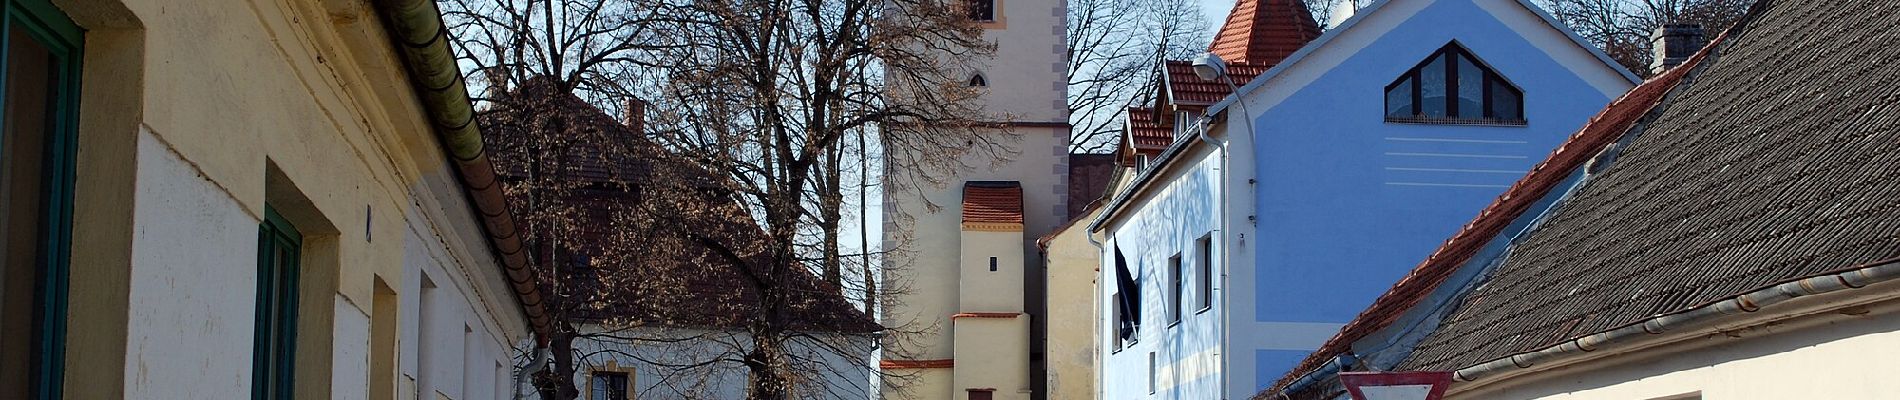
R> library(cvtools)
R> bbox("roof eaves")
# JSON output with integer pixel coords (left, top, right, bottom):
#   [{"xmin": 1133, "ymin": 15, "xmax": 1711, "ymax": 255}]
[{"xmin": 1089, "ymin": 116, "xmax": 1214, "ymax": 234}]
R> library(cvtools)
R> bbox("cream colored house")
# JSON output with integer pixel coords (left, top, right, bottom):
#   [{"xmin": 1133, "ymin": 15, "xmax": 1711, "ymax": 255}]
[
  {"xmin": 1, "ymin": 0, "xmax": 546, "ymax": 399},
  {"xmin": 1260, "ymin": 1, "xmax": 1900, "ymax": 399},
  {"xmin": 876, "ymin": 0, "xmax": 1072, "ymax": 396},
  {"xmin": 1037, "ymin": 203, "xmax": 1107, "ymax": 400}
]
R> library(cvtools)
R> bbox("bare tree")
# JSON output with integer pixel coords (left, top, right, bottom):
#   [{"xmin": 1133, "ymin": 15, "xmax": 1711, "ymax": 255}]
[
  {"xmin": 444, "ymin": 0, "xmax": 1030, "ymax": 396},
  {"xmin": 1066, "ymin": 0, "xmax": 1209, "ymax": 153},
  {"xmin": 1537, "ymin": 0, "xmax": 1753, "ymax": 76},
  {"xmin": 628, "ymin": 0, "xmax": 1008, "ymax": 395}
]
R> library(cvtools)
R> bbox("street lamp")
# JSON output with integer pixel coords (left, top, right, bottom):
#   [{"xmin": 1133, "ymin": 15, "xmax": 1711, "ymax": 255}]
[
  {"xmin": 1338, "ymin": 371, "xmax": 1452, "ymax": 400},
  {"xmin": 1192, "ymin": 52, "xmax": 1229, "ymax": 82}
]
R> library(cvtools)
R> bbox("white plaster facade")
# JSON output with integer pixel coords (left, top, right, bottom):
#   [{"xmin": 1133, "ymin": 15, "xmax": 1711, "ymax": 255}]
[
  {"xmin": 44, "ymin": 0, "xmax": 536, "ymax": 399},
  {"xmin": 567, "ymin": 326, "xmax": 876, "ymax": 399}
]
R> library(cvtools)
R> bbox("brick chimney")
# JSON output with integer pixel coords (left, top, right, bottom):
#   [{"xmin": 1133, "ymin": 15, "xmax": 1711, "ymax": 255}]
[
  {"xmin": 1650, "ymin": 23, "xmax": 1705, "ymax": 75},
  {"xmin": 623, "ymin": 98, "xmax": 646, "ymax": 133}
]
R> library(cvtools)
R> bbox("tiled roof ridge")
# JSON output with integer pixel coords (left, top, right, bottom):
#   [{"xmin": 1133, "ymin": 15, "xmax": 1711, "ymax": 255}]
[
  {"xmin": 962, "ymin": 181, "xmax": 1025, "ymax": 224},
  {"xmin": 1208, "ymin": 0, "xmax": 1321, "ymax": 65},
  {"xmin": 1261, "ymin": 29, "xmax": 1727, "ymax": 396}
]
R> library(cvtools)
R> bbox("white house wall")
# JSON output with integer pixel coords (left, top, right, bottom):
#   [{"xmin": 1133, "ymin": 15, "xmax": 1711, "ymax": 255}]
[
  {"xmin": 1098, "ymin": 142, "xmax": 1225, "ymax": 399},
  {"xmin": 569, "ymin": 326, "xmax": 876, "ymax": 399}
]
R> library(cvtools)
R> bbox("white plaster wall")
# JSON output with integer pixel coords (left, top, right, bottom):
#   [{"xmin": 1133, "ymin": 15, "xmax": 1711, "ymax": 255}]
[
  {"xmin": 123, "ymin": 127, "xmax": 261, "ymax": 399},
  {"xmin": 401, "ymin": 201, "xmax": 521, "ymax": 400},
  {"xmin": 335, "ymin": 295, "xmax": 374, "ymax": 400},
  {"xmin": 570, "ymin": 326, "xmax": 876, "ymax": 399}
]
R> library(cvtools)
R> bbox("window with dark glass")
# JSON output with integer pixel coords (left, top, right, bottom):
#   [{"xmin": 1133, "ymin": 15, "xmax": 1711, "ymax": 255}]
[
  {"xmin": 0, "ymin": 1, "xmax": 81, "ymax": 399},
  {"xmin": 1167, "ymin": 254, "xmax": 1181, "ymax": 325},
  {"xmin": 254, "ymin": 208, "xmax": 302, "ymax": 400},
  {"xmin": 1385, "ymin": 42, "xmax": 1524, "ymax": 124},
  {"xmin": 968, "ymin": 73, "xmax": 987, "ymax": 87},
  {"xmin": 1112, "ymin": 246, "xmax": 1139, "ymax": 345},
  {"xmin": 590, "ymin": 371, "xmax": 631, "ymax": 400},
  {"xmin": 968, "ymin": 0, "xmax": 995, "ymax": 21},
  {"xmin": 1196, "ymin": 235, "xmax": 1212, "ymax": 312}
]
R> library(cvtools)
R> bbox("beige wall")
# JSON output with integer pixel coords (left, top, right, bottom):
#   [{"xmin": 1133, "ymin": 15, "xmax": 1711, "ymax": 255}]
[
  {"xmin": 50, "ymin": 0, "xmax": 528, "ymax": 398},
  {"xmin": 1042, "ymin": 207, "xmax": 1103, "ymax": 400},
  {"xmin": 1451, "ymin": 280, "xmax": 1900, "ymax": 400}
]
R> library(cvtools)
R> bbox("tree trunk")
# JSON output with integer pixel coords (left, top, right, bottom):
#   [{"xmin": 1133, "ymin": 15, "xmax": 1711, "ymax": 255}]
[{"xmin": 535, "ymin": 330, "xmax": 581, "ymax": 400}]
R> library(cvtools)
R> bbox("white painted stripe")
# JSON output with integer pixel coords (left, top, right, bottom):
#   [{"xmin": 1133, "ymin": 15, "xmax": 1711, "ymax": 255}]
[
  {"xmin": 1386, "ymin": 182, "xmax": 1513, "ymax": 188},
  {"xmin": 1383, "ymin": 137, "xmax": 1529, "ymax": 144},
  {"xmin": 1385, "ymin": 152, "xmax": 1529, "ymax": 159},
  {"xmin": 1385, "ymin": 167, "xmax": 1524, "ymax": 174}
]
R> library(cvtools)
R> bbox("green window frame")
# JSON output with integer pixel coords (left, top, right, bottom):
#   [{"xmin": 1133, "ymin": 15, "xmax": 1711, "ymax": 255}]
[
  {"xmin": 1, "ymin": 0, "xmax": 81, "ymax": 399},
  {"xmin": 253, "ymin": 207, "xmax": 302, "ymax": 400}
]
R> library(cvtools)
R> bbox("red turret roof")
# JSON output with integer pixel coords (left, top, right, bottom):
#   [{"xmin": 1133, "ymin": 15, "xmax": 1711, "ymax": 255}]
[{"xmin": 1208, "ymin": 0, "xmax": 1322, "ymax": 66}]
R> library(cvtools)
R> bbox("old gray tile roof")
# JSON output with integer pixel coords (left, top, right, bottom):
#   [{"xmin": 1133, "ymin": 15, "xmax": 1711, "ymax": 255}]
[{"xmin": 1398, "ymin": 0, "xmax": 1900, "ymax": 372}]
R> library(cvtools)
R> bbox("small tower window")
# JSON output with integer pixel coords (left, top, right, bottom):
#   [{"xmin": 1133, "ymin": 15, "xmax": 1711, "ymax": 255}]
[
  {"xmin": 968, "ymin": 0, "xmax": 995, "ymax": 22},
  {"xmin": 968, "ymin": 73, "xmax": 987, "ymax": 87},
  {"xmin": 1385, "ymin": 42, "xmax": 1524, "ymax": 125}
]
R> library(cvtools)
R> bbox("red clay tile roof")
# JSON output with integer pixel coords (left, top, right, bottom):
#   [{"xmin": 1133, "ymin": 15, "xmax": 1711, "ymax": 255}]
[
  {"xmin": 1165, "ymin": 61, "xmax": 1274, "ymax": 105},
  {"xmin": 1208, "ymin": 0, "xmax": 1320, "ymax": 66},
  {"xmin": 962, "ymin": 181, "xmax": 1025, "ymax": 224},
  {"xmin": 1262, "ymin": 30, "xmax": 1724, "ymax": 397},
  {"xmin": 1125, "ymin": 106, "xmax": 1173, "ymax": 150},
  {"xmin": 479, "ymin": 77, "xmax": 880, "ymax": 334}
]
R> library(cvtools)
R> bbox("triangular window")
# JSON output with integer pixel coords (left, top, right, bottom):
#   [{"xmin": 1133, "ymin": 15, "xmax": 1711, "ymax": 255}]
[
  {"xmin": 969, "ymin": 73, "xmax": 988, "ymax": 87},
  {"xmin": 1385, "ymin": 42, "xmax": 1524, "ymax": 124}
]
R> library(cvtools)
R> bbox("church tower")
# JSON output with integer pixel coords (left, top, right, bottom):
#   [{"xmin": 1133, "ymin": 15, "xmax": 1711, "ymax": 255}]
[{"xmin": 879, "ymin": 0, "xmax": 1070, "ymax": 397}]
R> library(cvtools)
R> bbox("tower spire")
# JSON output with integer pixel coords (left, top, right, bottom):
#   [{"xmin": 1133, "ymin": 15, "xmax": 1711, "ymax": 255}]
[{"xmin": 1208, "ymin": 0, "xmax": 1322, "ymax": 65}]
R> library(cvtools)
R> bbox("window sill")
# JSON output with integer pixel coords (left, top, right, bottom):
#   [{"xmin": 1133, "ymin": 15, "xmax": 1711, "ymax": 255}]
[
  {"xmin": 1386, "ymin": 116, "xmax": 1527, "ymax": 126},
  {"xmin": 1196, "ymin": 305, "xmax": 1212, "ymax": 315}
]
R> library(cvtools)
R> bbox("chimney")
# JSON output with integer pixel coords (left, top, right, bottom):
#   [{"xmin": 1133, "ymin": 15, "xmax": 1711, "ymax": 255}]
[
  {"xmin": 623, "ymin": 98, "xmax": 646, "ymax": 133},
  {"xmin": 1650, "ymin": 23, "xmax": 1705, "ymax": 75}
]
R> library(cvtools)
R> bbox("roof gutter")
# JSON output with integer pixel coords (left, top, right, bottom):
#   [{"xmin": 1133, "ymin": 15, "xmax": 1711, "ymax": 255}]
[
  {"xmin": 1087, "ymin": 123, "xmax": 1207, "ymax": 234},
  {"xmin": 373, "ymin": 0, "xmax": 551, "ymax": 343},
  {"xmin": 1454, "ymin": 256, "xmax": 1900, "ymax": 383}
]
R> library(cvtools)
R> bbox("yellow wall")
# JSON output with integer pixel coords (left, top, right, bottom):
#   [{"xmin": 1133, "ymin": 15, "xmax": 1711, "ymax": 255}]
[
  {"xmin": 1451, "ymin": 279, "xmax": 1900, "ymax": 400},
  {"xmin": 1041, "ymin": 207, "xmax": 1103, "ymax": 400}
]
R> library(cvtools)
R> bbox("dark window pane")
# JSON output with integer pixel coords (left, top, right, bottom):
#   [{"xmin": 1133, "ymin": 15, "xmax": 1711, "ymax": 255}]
[
  {"xmin": 1197, "ymin": 237, "xmax": 1212, "ymax": 310},
  {"xmin": 1168, "ymin": 256, "xmax": 1181, "ymax": 324},
  {"xmin": 1, "ymin": 23, "xmax": 55, "ymax": 400},
  {"xmin": 1419, "ymin": 54, "xmax": 1448, "ymax": 117},
  {"xmin": 591, "ymin": 372, "xmax": 630, "ymax": 400},
  {"xmin": 1457, "ymin": 54, "xmax": 1484, "ymax": 119},
  {"xmin": 1385, "ymin": 76, "xmax": 1414, "ymax": 117},
  {"xmin": 1491, "ymin": 79, "xmax": 1522, "ymax": 120},
  {"xmin": 969, "ymin": 0, "xmax": 994, "ymax": 21}
]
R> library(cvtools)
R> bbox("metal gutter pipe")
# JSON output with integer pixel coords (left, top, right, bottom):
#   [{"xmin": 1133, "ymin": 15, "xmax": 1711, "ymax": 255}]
[
  {"xmin": 373, "ymin": 0, "xmax": 551, "ymax": 342},
  {"xmin": 1194, "ymin": 116, "xmax": 1232, "ymax": 399},
  {"xmin": 1454, "ymin": 256, "xmax": 1900, "ymax": 383}
]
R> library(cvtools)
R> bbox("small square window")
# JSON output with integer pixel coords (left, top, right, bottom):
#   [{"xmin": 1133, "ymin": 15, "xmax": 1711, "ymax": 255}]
[
  {"xmin": 590, "ymin": 371, "xmax": 630, "ymax": 400},
  {"xmin": 968, "ymin": 0, "xmax": 995, "ymax": 22}
]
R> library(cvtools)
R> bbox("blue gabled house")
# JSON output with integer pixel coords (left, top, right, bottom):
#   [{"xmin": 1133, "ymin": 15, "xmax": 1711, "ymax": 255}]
[{"xmin": 1087, "ymin": 0, "xmax": 1637, "ymax": 397}]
